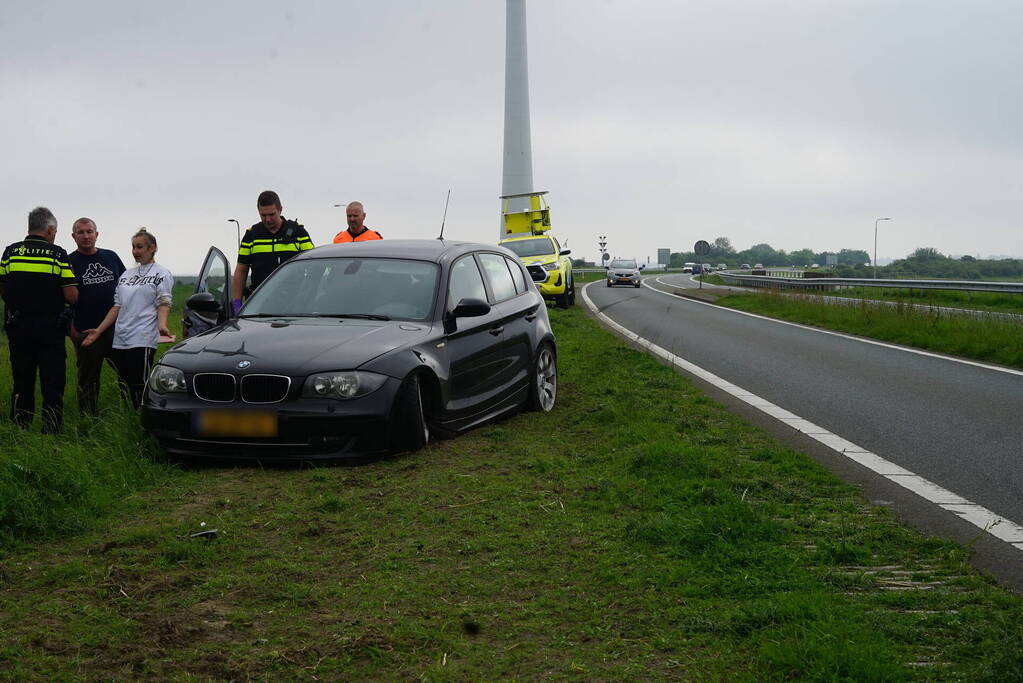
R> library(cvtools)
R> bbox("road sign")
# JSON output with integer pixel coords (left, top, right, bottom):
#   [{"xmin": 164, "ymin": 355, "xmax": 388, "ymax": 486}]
[{"xmin": 694, "ymin": 240, "xmax": 710, "ymax": 256}]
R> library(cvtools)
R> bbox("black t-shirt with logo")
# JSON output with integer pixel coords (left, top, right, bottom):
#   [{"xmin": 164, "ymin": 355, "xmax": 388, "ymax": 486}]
[{"xmin": 69, "ymin": 248, "xmax": 127, "ymax": 330}]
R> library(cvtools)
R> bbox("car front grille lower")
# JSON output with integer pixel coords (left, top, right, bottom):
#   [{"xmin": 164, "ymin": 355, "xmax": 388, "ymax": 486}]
[
  {"xmin": 192, "ymin": 373, "xmax": 292, "ymax": 403},
  {"xmin": 240, "ymin": 374, "xmax": 291, "ymax": 404},
  {"xmin": 526, "ymin": 265, "xmax": 547, "ymax": 282},
  {"xmin": 193, "ymin": 373, "xmax": 236, "ymax": 402}
]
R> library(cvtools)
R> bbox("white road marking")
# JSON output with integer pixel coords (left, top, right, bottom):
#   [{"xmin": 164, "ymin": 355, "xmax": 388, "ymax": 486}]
[
  {"xmin": 582, "ymin": 281, "xmax": 1023, "ymax": 552},
  {"xmin": 649, "ymin": 275, "xmax": 1023, "ymax": 378}
]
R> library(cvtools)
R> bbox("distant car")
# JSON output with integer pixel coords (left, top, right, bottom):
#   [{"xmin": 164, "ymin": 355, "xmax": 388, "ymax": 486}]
[
  {"xmin": 702, "ymin": 263, "xmax": 712, "ymax": 274},
  {"xmin": 682, "ymin": 262, "xmax": 695, "ymax": 273},
  {"xmin": 606, "ymin": 258, "xmax": 642, "ymax": 288},
  {"xmin": 716, "ymin": 263, "xmax": 727, "ymax": 271},
  {"xmin": 498, "ymin": 234, "xmax": 575, "ymax": 308},
  {"xmin": 691, "ymin": 263, "xmax": 704, "ymax": 275},
  {"xmin": 143, "ymin": 239, "xmax": 558, "ymax": 461},
  {"xmin": 753, "ymin": 263, "xmax": 764, "ymax": 269},
  {"xmin": 740, "ymin": 263, "xmax": 751, "ymax": 270},
  {"xmin": 810, "ymin": 264, "xmax": 820, "ymax": 269}
]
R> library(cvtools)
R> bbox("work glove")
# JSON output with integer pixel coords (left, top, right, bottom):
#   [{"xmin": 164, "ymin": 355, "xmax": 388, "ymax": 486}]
[{"xmin": 232, "ymin": 299, "xmax": 243, "ymax": 316}]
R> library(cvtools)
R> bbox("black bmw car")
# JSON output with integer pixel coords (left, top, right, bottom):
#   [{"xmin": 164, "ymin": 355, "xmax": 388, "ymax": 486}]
[{"xmin": 142, "ymin": 240, "xmax": 557, "ymax": 460}]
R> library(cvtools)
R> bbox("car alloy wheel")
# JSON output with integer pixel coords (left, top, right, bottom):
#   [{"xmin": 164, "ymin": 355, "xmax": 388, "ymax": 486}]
[{"xmin": 528, "ymin": 343, "xmax": 557, "ymax": 412}]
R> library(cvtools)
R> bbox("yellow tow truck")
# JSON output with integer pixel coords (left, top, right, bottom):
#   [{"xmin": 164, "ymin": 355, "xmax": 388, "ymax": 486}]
[{"xmin": 498, "ymin": 191, "xmax": 575, "ymax": 308}]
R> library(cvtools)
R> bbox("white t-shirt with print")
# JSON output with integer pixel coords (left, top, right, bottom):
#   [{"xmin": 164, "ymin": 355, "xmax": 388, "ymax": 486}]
[{"xmin": 112, "ymin": 262, "xmax": 174, "ymax": 349}]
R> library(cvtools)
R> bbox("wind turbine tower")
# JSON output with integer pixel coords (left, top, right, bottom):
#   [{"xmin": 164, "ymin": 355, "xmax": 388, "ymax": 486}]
[{"xmin": 501, "ymin": 0, "xmax": 540, "ymax": 237}]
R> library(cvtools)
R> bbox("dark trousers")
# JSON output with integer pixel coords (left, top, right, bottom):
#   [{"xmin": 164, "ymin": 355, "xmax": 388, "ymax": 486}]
[
  {"xmin": 110, "ymin": 346, "xmax": 156, "ymax": 408},
  {"xmin": 6, "ymin": 314, "xmax": 66, "ymax": 433},
  {"xmin": 74, "ymin": 327, "xmax": 114, "ymax": 417}
]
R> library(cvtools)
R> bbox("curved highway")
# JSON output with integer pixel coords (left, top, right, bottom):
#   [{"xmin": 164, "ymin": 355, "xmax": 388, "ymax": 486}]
[{"xmin": 584, "ymin": 273, "xmax": 1023, "ymax": 587}]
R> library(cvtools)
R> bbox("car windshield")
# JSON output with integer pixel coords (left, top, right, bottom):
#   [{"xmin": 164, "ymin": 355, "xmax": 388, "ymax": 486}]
[
  {"xmin": 242, "ymin": 257, "xmax": 439, "ymax": 321},
  {"xmin": 610, "ymin": 259, "xmax": 637, "ymax": 269},
  {"xmin": 502, "ymin": 237, "xmax": 555, "ymax": 258}
]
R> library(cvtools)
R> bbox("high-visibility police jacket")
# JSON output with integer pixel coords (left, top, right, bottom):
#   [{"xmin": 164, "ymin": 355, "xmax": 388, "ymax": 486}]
[
  {"xmin": 0, "ymin": 235, "xmax": 77, "ymax": 315},
  {"xmin": 332, "ymin": 227, "xmax": 383, "ymax": 243},
  {"xmin": 237, "ymin": 219, "xmax": 314, "ymax": 290}
]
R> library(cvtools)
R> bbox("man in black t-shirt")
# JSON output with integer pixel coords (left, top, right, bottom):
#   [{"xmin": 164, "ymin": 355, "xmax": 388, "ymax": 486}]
[
  {"xmin": 68, "ymin": 217, "xmax": 126, "ymax": 416},
  {"xmin": 230, "ymin": 190, "xmax": 314, "ymax": 315}
]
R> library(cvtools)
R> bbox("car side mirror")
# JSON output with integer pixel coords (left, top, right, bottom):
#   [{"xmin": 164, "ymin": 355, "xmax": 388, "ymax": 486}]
[
  {"xmin": 186, "ymin": 291, "xmax": 221, "ymax": 313},
  {"xmin": 639, "ymin": 264, "xmax": 645, "ymax": 270},
  {"xmin": 604, "ymin": 265, "xmax": 609, "ymax": 270},
  {"xmin": 451, "ymin": 297, "xmax": 490, "ymax": 318},
  {"xmin": 560, "ymin": 249, "xmax": 571, "ymax": 257}
]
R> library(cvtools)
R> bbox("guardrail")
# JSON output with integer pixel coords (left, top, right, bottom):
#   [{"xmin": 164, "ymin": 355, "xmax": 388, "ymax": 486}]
[{"xmin": 715, "ymin": 272, "xmax": 1023, "ymax": 294}]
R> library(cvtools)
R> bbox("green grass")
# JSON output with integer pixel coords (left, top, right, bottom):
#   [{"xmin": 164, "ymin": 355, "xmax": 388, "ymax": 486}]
[
  {"xmin": 802, "ymin": 286, "xmax": 1023, "ymax": 316},
  {"xmin": 1, "ymin": 303, "xmax": 1023, "ymax": 678},
  {"xmin": 716, "ymin": 291, "xmax": 1023, "ymax": 369},
  {"xmin": 0, "ymin": 285, "xmax": 196, "ymax": 556}
]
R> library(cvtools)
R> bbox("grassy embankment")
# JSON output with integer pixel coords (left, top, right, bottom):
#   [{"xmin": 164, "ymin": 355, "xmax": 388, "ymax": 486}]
[
  {"xmin": 698, "ymin": 273, "xmax": 1023, "ymax": 315},
  {"xmin": 0, "ymin": 285, "xmax": 194, "ymax": 552},
  {"xmin": 2, "ymin": 296, "xmax": 1023, "ymax": 678},
  {"xmin": 713, "ymin": 291, "xmax": 1023, "ymax": 369}
]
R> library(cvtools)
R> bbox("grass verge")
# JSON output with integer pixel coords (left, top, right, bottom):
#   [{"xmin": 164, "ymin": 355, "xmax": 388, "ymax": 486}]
[
  {"xmin": 713, "ymin": 291, "xmax": 1023, "ymax": 369},
  {"xmin": 809, "ymin": 286, "xmax": 1023, "ymax": 316},
  {"xmin": 1, "ymin": 304, "xmax": 1022, "ymax": 679}
]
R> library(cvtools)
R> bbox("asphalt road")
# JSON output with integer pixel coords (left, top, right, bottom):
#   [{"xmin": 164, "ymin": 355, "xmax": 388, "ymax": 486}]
[{"xmin": 584, "ymin": 274, "xmax": 1023, "ymax": 589}]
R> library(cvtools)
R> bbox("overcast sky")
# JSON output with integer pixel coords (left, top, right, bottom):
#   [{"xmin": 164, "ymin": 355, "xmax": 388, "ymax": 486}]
[{"xmin": 3, "ymin": 1, "xmax": 1021, "ymax": 273}]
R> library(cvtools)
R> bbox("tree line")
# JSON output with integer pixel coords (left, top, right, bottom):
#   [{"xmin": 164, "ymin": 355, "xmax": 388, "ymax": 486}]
[
  {"xmin": 668, "ymin": 237, "xmax": 870, "ymax": 269},
  {"xmin": 667, "ymin": 239, "xmax": 1023, "ymax": 280}
]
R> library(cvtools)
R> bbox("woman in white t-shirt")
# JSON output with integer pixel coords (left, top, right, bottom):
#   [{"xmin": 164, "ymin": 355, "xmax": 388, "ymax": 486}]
[{"xmin": 82, "ymin": 228, "xmax": 173, "ymax": 406}]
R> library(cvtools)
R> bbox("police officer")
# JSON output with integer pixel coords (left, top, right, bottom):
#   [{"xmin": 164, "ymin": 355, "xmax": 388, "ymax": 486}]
[
  {"xmin": 230, "ymin": 190, "xmax": 314, "ymax": 315},
  {"xmin": 332, "ymin": 201, "xmax": 383, "ymax": 243},
  {"xmin": 0, "ymin": 207, "xmax": 78, "ymax": 432}
]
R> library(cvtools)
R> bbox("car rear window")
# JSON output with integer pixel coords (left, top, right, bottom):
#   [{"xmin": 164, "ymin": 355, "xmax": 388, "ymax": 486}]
[
  {"xmin": 478, "ymin": 253, "xmax": 518, "ymax": 302},
  {"xmin": 506, "ymin": 256, "xmax": 528, "ymax": 294}
]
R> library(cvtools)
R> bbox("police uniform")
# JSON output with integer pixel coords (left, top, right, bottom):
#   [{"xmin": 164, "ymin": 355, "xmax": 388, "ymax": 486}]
[
  {"xmin": 237, "ymin": 219, "xmax": 314, "ymax": 291},
  {"xmin": 0, "ymin": 234, "xmax": 77, "ymax": 432}
]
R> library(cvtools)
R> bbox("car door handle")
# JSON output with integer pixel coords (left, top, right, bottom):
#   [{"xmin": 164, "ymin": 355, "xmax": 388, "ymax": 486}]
[
  {"xmin": 489, "ymin": 326, "xmax": 504, "ymax": 336},
  {"xmin": 525, "ymin": 313, "xmax": 537, "ymax": 322}
]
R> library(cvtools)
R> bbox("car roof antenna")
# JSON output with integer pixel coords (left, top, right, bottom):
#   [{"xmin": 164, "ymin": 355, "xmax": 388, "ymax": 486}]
[{"xmin": 437, "ymin": 189, "xmax": 451, "ymax": 240}]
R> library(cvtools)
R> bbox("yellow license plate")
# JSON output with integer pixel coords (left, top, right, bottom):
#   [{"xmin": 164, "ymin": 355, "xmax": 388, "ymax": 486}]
[{"xmin": 195, "ymin": 410, "xmax": 278, "ymax": 437}]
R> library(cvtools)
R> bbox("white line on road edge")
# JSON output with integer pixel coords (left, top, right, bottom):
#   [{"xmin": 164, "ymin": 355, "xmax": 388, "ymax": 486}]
[
  {"xmin": 582, "ymin": 281, "xmax": 1023, "ymax": 551},
  {"xmin": 650, "ymin": 274, "xmax": 1023, "ymax": 378}
]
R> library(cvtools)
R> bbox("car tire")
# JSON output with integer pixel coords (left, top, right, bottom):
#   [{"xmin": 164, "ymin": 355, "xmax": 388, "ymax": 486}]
[
  {"xmin": 527, "ymin": 343, "xmax": 557, "ymax": 412},
  {"xmin": 390, "ymin": 373, "xmax": 428, "ymax": 453},
  {"xmin": 634, "ymin": 282, "xmax": 641, "ymax": 288},
  {"xmin": 606, "ymin": 281, "xmax": 612, "ymax": 288},
  {"xmin": 556, "ymin": 277, "xmax": 574, "ymax": 309}
]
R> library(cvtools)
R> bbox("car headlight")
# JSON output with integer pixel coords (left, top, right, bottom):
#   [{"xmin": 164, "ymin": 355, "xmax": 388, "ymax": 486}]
[
  {"xmin": 149, "ymin": 364, "xmax": 186, "ymax": 394},
  {"xmin": 542, "ymin": 262, "xmax": 560, "ymax": 271},
  {"xmin": 301, "ymin": 371, "xmax": 387, "ymax": 399}
]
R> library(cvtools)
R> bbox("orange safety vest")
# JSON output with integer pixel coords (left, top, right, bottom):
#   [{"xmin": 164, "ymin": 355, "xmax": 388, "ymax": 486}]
[{"xmin": 333, "ymin": 228, "xmax": 383, "ymax": 243}]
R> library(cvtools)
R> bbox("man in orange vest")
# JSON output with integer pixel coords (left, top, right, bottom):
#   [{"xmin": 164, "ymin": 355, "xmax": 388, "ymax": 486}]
[{"xmin": 332, "ymin": 201, "xmax": 383, "ymax": 243}]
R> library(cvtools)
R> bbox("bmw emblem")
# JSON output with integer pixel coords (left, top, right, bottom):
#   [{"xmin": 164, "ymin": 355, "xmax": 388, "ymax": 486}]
[{"xmin": 237, "ymin": 360, "xmax": 251, "ymax": 369}]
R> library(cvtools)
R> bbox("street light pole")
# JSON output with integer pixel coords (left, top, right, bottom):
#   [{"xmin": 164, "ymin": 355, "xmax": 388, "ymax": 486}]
[
  {"xmin": 874, "ymin": 217, "xmax": 891, "ymax": 279},
  {"xmin": 228, "ymin": 219, "xmax": 241, "ymax": 248}
]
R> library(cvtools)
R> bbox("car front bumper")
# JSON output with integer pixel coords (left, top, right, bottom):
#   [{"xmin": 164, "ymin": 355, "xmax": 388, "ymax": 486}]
[{"xmin": 142, "ymin": 379, "xmax": 401, "ymax": 461}]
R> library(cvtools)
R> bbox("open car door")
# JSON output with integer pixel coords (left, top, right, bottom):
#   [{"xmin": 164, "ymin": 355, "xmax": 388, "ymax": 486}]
[{"xmin": 183, "ymin": 246, "xmax": 231, "ymax": 339}]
